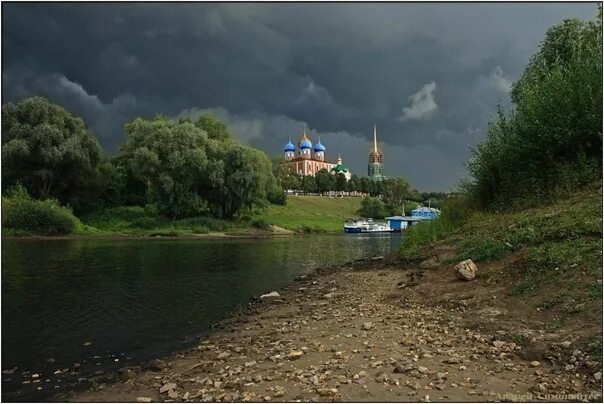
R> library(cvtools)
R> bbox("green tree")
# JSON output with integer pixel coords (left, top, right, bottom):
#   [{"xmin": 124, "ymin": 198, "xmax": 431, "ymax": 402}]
[
  {"xmin": 315, "ymin": 169, "xmax": 333, "ymax": 193},
  {"xmin": 348, "ymin": 174, "xmax": 360, "ymax": 192},
  {"xmin": 358, "ymin": 196, "xmax": 387, "ymax": 219},
  {"xmin": 270, "ymin": 157, "xmax": 301, "ymax": 191},
  {"xmin": 381, "ymin": 177, "xmax": 411, "ymax": 213},
  {"xmin": 2, "ymin": 97, "xmax": 104, "ymax": 206},
  {"xmin": 360, "ymin": 177, "xmax": 371, "ymax": 193},
  {"xmin": 335, "ymin": 173, "xmax": 347, "ymax": 192},
  {"xmin": 301, "ymin": 175, "xmax": 317, "ymax": 194},
  {"xmin": 219, "ymin": 146, "xmax": 276, "ymax": 218},
  {"xmin": 282, "ymin": 173, "xmax": 302, "ymax": 191},
  {"xmin": 468, "ymin": 13, "xmax": 602, "ymax": 208},
  {"xmin": 121, "ymin": 115, "xmax": 277, "ymax": 219},
  {"xmin": 194, "ymin": 113, "xmax": 232, "ymax": 142},
  {"xmin": 121, "ymin": 116, "xmax": 209, "ymax": 218}
]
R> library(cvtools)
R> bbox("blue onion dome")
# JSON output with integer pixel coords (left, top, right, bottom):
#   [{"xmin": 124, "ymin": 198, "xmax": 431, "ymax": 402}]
[
  {"xmin": 284, "ymin": 139, "xmax": 295, "ymax": 152},
  {"xmin": 299, "ymin": 135, "xmax": 312, "ymax": 149},
  {"xmin": 314, "ymin": 139, "xmax": 326, "ymax": 152}
]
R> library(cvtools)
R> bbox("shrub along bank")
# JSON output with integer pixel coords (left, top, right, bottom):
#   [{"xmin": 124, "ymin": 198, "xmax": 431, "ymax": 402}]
[{"xmin": 2, "ymin": 186, "xmax": 80, "ymax": 236}]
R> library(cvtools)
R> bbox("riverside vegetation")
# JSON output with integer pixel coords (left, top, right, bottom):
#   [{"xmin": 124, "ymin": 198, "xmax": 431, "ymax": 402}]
[{"xmin": 2, "ymin": 98, "xmax": 423, "ymax": 237}]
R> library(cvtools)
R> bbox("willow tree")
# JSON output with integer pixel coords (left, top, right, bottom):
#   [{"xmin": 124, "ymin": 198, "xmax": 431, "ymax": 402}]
[
  {"xmin": 121, "ymin": 116, "xmax": 209, "ymax": 218},
  {"xmin": 121, "ymin": 114, "xmax": 277, "ymax": 219},
  {"xmin": 2, "ymin": 97, "xmax": 103, "ymax": 204}
]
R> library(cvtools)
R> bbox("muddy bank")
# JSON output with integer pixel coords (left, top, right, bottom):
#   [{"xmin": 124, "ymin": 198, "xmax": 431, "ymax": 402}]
[{"xmin": 64, "ymin": 255, "xmax": 601, "ymax": 402}]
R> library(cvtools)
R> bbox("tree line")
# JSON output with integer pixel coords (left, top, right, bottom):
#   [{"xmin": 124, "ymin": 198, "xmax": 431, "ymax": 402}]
[
  {"xmin": 2, "ymin": 95, "xmax": 446, "ymax": 233},
  {"xmin": 272, "ymin": 157, "xmax": 442, "ymax": 203},
  {"xmin": 2, "ymin": 97, "xmax": 282, "ymax": 220}
]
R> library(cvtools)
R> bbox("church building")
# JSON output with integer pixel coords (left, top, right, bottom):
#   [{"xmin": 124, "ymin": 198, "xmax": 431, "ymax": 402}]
[
  {"xmin": 283, "ymin": 128, "xmax": 351, "ymax": 180},
  {"xmin": 368, "ymin": 125, "xmax": 386, "ymax": 181}
]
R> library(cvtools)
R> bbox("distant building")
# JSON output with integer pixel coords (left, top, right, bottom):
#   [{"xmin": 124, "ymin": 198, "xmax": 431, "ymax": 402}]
[
  {"xmin": 411, "ymin": 207, "xmax": 441, "ymax": 220},
  {"xmin": 368, "ymin": 125, "xmax": 386, "ymax": 181},
  {"xmin": 385, "ymin": 216, "xmax": 424, "ymax": 230},
  {"xmin": 330, "ymin": 154, "xmax": 351, "ymax": 180},
  {"xmin": 283, "ymin": 128, "xmax": 351, "ymax": 179}
]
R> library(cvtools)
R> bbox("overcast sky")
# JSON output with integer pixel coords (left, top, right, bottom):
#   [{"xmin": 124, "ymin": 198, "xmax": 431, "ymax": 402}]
[{"xmin": 2, "ymin": 2, "xmax": 597, "ymax": 191}]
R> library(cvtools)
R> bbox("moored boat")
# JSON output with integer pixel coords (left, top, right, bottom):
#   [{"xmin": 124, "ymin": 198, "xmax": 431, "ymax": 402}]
[{"xmin": 344, "ymin": 219, "xmax": 393, "ymax": 233}]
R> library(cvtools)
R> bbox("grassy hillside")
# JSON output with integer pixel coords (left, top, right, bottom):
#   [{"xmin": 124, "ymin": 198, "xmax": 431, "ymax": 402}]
[
  {"xmin": 399, "ymin": 184, "xmax": 602, "ymax": 365},
  {"xmin": 73, "ymin": 196, "xmax": 362, "ymax": 236},
  {"xmin": 257, "ymin": 195, "xmax": 363, "ymax": 232}
]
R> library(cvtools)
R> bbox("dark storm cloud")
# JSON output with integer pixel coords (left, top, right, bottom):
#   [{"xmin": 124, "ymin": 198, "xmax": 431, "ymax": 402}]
[{"xmin": 2, "ymin": 2, "xmax": 597, "ymax": 190}]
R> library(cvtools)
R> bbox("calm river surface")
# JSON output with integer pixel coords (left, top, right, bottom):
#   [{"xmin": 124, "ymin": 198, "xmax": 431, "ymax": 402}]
[{"xmin": 2, "ymin": 233, "xmax": 401, "ymax": 401}]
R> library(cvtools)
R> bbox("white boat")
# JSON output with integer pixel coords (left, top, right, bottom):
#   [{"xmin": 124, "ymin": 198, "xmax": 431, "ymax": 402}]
[{"xmin": 344, "ymin": 219, "xmax": 393, "ymax": 233}]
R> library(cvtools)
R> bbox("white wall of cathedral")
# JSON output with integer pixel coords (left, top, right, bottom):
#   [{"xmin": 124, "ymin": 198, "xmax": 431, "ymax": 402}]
[
  {"xmin": 285, "ymin": 151, "xmax": 294, "ymax": 160},
  {"xmin": 314, "ymin": 151, "xmax": 324, "ymax": 161},
  {"xmin": 299, "ymin": 148, "xmax": 312, "ymax": 159},
  {"xmin": 289, "ymin": 160, "xmax": 336, "ymax": 177}
]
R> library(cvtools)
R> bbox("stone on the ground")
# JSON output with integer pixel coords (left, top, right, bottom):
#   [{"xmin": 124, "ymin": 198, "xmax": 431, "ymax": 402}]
[
  {"xmin": 530, "ymin": 361, "xmax": 541, "ymax": 367},
  {"xmin": 454, "ymin": 259, "xmax": 478, "ymax": 281},
  {"xmin": 260, "ymin": 291, "xmax": 280, "ymax": 299},
  {"xmin": 362, "ymin": 322, "xmax": 373, "ymax": 330},
  {"xmin": 560, "ymin": 341, "xmax": 572, "ymax": 348},
  {"xmin": 159, "ymin": 382, "xmax": 177, "ymax": 394},
  {"xmin": 136, "ymin": 397, "xmax": 152, "ymax": 403},
  {"xmin": 287, "ymin": 351, "xmax": 303, "ymax": 360},
  {"xmin": 217, "ymin": 351, "xmax": 231, "ymax": 359},
  {"xmin": 317, "ymin": 388, "xmax": 338, "ymax": 396}
]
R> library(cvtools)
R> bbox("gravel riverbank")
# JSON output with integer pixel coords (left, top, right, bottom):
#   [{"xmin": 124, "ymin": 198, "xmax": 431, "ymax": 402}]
[{"xmin": 67, "ymin": 256, "xmax": 602, "ymax": 402}]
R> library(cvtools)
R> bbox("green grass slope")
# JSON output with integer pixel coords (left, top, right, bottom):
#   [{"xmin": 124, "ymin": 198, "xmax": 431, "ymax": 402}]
[
  {"xmin": 400, "ymin": 184, "xmax": 602, "ymax": 361},
  {"xmin": 257, "ymin": 195, "xmax": 363, "ymax": 232}
]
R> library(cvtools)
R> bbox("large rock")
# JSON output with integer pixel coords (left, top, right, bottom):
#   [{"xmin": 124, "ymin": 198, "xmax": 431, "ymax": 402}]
[{"xmin": 454, "ymin": 259, "xmax": 477, "ymax": 281}]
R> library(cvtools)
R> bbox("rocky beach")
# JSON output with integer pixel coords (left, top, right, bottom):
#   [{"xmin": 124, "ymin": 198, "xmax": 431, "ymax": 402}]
[{"xmin": 66, "ymin": 255, "xmax": 602, "ymax": 402}]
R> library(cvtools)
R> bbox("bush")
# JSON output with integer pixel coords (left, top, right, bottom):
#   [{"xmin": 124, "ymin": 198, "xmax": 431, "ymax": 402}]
[
  {"xmin": 131, "ymin": 216, "xmax": 158, "ymax": 229},
  {"xmin": 358, "ymin": 197, "xmax": 388, "ymax": 219},
  {"xmin": 251, "ymin": 218, "xmax": 270, "ymax": 230},
  {"xmin": 399, "ymin": 219, "xmax": 450, "ymax": 259},
  {"xmin": 439, "ymin": 196, "xmax": 475, "ymax": 228},
  {"xmin": 268, "ymin": 187, "xmax": 287, "ymax": 205},
  {"xmin": 191, "ymin": 226, "xmax": 209, "ymax": 234},
  {"xmin": 400, "ymin": 195, "xmax": 474, "ymax": 259},
  {"xmin": 174, "ymin": 216, "xmax": 230, "ymax": 232},
  {"xmin": 2, "ymin": 186, "xmax": 80, "ymax": 235}
]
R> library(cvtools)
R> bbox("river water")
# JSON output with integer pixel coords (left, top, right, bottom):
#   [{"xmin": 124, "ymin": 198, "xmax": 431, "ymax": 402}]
[{"xmin": 2, "ymin": 233, "xmax": 401, "ymax": 401}]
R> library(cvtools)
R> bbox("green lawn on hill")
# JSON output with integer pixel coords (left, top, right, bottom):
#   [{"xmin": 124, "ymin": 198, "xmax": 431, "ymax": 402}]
[{"xmin": 258, "ymin": 195, "xmax": 363, "ymax": 232}]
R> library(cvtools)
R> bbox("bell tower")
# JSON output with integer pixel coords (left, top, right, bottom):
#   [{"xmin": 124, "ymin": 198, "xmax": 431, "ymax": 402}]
[{"xmin": 368, "ymin": 124, "xmax": 385, "ymax": 181}]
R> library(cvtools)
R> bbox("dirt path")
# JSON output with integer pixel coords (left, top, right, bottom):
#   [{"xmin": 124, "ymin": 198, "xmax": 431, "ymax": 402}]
[{"xmin": 69, "ymin": 261, "xmax": 602, "ymax": 402}]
